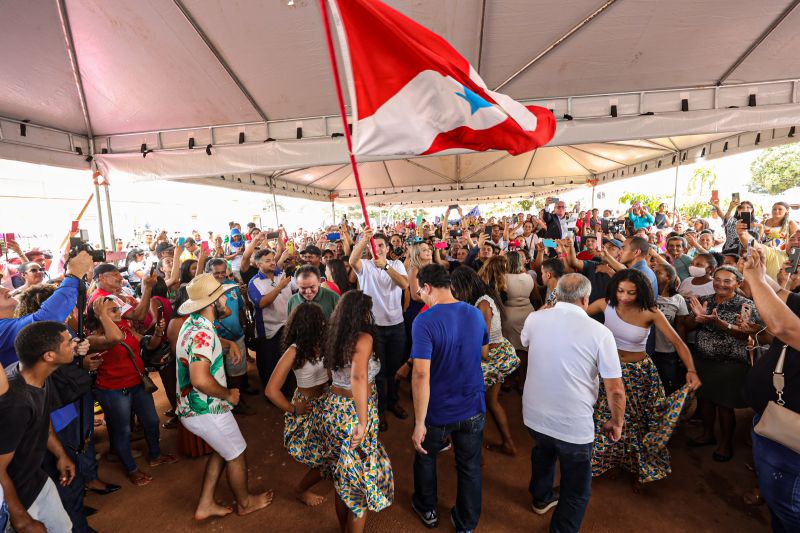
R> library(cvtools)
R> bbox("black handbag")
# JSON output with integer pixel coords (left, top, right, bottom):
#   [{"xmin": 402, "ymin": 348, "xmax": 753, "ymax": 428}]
[{"xmin": 140, "ymin": 335, "xmax": 171, "ymax": 371}]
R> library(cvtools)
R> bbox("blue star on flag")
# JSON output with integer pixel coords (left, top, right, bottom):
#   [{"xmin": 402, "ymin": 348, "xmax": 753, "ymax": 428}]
[{"xmin": 455, "ymin": 85, "xmax": 492, "ymax": 115}]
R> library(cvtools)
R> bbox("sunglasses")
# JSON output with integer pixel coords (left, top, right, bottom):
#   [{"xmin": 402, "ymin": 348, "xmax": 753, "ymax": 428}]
[{"xmin": 26, "ymin": 268, "xmax": 43, "ymax": 273}]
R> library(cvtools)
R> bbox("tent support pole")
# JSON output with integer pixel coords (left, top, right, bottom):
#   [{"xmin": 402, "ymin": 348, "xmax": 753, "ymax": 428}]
[
  {"xmin": 494, "ymin": 0, "xmax": 618, "ymax": 91},
  {"xmin": 102, "ymin": 178, "xmax": 116, "ymax": 247},
  {"xmin": 331, "ymin": 198, "xmax": 336, "ymax": 225},
  {"xmin": 269, "ymin": 177, "xmax": 280, "ymax": 228},
  {"xmin": 92, "ymin": 175, "xmax": 107, "ymax": 250},
  {"xmin": 56, "ymin": 0, "xmax": 94, "ymax": 137},
  {"xmin": 672, "ymin": 159, "xmax": 681, "ymax": 216}
]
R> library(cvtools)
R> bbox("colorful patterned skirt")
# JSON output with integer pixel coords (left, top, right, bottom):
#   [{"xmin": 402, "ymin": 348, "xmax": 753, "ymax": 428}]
[
  {"xmin": 592, "ymin": 357, "xmax": 692, "ymax": 483},
  {"xmin": 317, "ymin": 387, "xmax": 394, "ymax": 517},
  {"xmin": 283, "ymin": 389, "xmax": 326, "ymax": 469},
  {"xmin": 482, "ymin": 338, "xmax": 520, "ymax": 387}
]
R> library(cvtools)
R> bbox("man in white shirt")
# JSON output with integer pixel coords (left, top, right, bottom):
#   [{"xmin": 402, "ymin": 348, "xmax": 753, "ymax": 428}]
[
  {"xmin": 349, "ymin": 228, "xmax": 410, "ymax": 431},
  {"xmin": 521, "ymin": 273, "xmax": 626, "ymax": 533}
]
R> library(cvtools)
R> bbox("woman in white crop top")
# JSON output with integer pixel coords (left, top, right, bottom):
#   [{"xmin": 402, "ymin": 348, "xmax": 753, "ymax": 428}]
[
  {"xmin": 265, "ymin": 303, "xmax": 329, "ymax": 507},
  {"xmin": 585, "ymin": 269, "xmax": 701, "ymax": 491},
  {"xmin": 451, "ymin": 267, "xmax": 520, "ymax": 456},
  {"xmin": 316, "ymin": 291, "xmax": 393, "ymax": 530}
]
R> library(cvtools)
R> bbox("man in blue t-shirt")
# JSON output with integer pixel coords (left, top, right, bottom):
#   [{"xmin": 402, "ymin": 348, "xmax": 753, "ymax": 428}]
[{"xmin": 409, "ymin": 264, "xmax": 488, "ymax": 532}]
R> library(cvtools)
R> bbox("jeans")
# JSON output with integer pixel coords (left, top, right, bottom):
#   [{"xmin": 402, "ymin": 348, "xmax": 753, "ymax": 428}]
[
  {"xmin": 528, "ymin": 428, "xmax": 593, "ymax": 533},
  {"xmin": 413, "ymin": 412, "xmax": 485, "ymax": 531},
  {"xmin": 373, "ymin": 323, "xmax": 406, "ymax": 414},
  {"xmin": 254, "ymin": 328, "xmax": 283, "ymax": 388},
  {"xmin": 752, "ymin": 416, "xmax": 800, "ymax": 532},
  {"xmin": 95, "ymin": 384, "xmax": 161, "ymax": 474},
  {"xmin": 42, "ymin": 393, "xmax": 97, "ymax": 533}
]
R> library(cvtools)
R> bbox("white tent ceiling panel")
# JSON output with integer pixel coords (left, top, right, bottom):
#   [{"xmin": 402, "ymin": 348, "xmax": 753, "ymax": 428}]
[
  {"xmin": 725, "ymin": 6, "xmax": 800, "ymax": 84},
  {"xmin": 529, "ymin": 148, "xmax": 589, "ymax": 178},
  {"xmin": 0, "ymin": 1, "xmax": 85, "ymax": 133},
  {"xmin": 463, "ymin": 153, "xmax": 531, "ymax": 183},
  {"xmin": 67, "ymin": 0, "xmax": 260, "ymax": 135},
  {"xmin": 499, "ymin": 0, "xmax": 796, "ymax": 100},
  {"xmin": 558, "ymin": 146, "xmax": 624, "ymax": 173}
]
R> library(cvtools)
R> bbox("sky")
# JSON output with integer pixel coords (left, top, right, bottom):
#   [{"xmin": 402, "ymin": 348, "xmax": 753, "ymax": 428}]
[{"xmin": 0, "ymin": 146, "xmax": 789, "ymax": 251}]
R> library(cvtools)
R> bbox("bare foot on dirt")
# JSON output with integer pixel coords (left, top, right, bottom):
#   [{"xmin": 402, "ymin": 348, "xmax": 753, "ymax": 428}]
[
  {"xmin": 194, "ymin": 502, "xmax": 233, "ymax": 521},
  {"xmin": 485, "ymin": 442, "xmax": 517, "ymax": 456},
  {"xmin": 128, "ymin": 470, "xmax": 152, "ymax": 486},
  {"xmin": 295, "ymin": 489, "xmax": 325, "ymax": 507},
  {"xmin": 237, "ymin": 490, "xmax": 274, "ymax": 516}
]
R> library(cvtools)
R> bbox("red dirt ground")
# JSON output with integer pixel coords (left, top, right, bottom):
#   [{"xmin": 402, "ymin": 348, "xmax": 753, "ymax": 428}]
[{"xmin": 86, "ymin": 368, "xmax": 770, "ymax": 532}]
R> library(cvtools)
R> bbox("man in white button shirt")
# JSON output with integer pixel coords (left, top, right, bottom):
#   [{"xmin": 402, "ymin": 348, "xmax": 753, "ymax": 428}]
[
  {"xmin": 521, "ymin": 274, "xmax": 626, "ymax": 533},
  {"xmin": 349, "ymin": 227, "xmax": 410, "ymax": 431}
]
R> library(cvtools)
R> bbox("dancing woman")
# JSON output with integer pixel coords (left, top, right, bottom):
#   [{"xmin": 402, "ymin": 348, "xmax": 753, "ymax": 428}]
[
  {"xmin": 451, "ymin": 267, "xmax": 520, "ymax": 455},
  {"xmin": 586, "ymin": 269, "xmax": 701, "ymax": 490},
  {"xmin": 265, "ymin": 302, "xmax": 329, "ymax": 507},
  {"xmin": 318, "ymin": 291, "xmax": 393, "ymax": 532}
]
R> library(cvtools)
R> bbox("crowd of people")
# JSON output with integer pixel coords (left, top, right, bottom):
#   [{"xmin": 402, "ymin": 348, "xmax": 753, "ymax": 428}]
[{"xmin": 0, "ymin": 194, "xmax": 798, "ymax": 533}]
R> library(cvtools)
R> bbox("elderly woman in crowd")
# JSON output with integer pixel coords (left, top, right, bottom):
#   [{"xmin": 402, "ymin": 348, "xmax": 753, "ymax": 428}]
[{"xmin": 686, "ymin": 265, "xmax": 764, "ymax": 462}]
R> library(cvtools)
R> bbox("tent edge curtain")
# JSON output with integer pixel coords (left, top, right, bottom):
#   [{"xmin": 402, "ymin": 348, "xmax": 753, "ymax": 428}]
[{"xmin": 94, "ymin": 103, "xmax": 800, "ymax": 181}]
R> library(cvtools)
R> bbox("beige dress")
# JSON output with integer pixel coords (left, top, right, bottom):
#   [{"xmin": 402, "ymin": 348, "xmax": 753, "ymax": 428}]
[{"xmin": 502, "ymin": 273, "xmax": 535, "ymax": 349}]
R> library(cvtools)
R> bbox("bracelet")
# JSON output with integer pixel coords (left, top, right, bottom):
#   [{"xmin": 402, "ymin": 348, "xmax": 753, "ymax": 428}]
[{"xmin": 687, "ymin": 370, "xmax": 697, "ymax": 374}]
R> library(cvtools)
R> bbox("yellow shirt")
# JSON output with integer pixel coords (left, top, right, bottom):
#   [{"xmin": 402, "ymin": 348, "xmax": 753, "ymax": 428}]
[
  {"xmin": 763, "ymin": 246, "xmax": 788, "ymax": 281},
  {"xmin": 180, "ymin": 249, "xmax": 197, "ymax": 264}
]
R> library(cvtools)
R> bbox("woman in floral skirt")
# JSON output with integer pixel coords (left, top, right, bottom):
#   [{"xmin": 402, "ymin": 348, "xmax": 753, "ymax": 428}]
[
  {"xmin": 586, "ymin": 269, "xmax": 702, "ymax": 491},
  {"xmin": 451, "ymin": 266, "xmax": 520, "ymax": 455},
  {"xmin": 318, "ymin": 291, "xmax": 393, "ymax": 532},
  {"xmin": 265, "ymin": 302, "xmax": 329, "ymax": 506}
]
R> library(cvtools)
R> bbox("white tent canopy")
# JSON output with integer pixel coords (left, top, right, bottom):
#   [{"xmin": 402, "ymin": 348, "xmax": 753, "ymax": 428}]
[{"xmin": 2, "ymin": 0, "xmax": 800, "ymax": 206}]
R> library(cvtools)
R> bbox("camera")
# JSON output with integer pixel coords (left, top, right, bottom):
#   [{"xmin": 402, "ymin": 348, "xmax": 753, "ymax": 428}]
[
  {"xmin": 69, "ymin": 236, "xmax": 106, "ymax": 263},
  {"xmin": 392, "ymin": 247, "xmax": 405, "ymax": 258}
]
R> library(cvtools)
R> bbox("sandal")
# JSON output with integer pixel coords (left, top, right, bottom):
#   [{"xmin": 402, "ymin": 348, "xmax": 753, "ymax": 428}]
[
  {"xmin": 149, "ymin": 454, "xmax": 179, "ymax": 467},
  {"xmin": 161, "ymin": 416, "xmax": 179, "ymax": 430},
  {"xmin": 128, "ymin": 470, "xmax": 152, "ymax": 486}
]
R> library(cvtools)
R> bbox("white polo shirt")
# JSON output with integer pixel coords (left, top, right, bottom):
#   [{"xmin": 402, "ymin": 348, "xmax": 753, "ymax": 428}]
[
  {"xmin": 521, "ymin": 302, "xmax": 621, "ymax": 444},
  {"xmin": 356, "ymin": 259, "xmax": 407, "ymax": 326}
]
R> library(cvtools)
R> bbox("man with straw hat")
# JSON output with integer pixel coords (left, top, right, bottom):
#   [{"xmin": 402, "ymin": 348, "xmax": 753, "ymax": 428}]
[{"xmin": 175, "ymin": 273, "xmax": 273, "ymax": 520}]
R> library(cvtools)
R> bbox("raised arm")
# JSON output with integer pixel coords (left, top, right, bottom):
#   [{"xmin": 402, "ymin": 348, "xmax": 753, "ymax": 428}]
[
  {"xmin": 348, "ymin": 227, "xmax": 373, "ymax": 274},
  {"xmin": 240, "ymin": 234, "xmax": 264, "ymax": 273}
]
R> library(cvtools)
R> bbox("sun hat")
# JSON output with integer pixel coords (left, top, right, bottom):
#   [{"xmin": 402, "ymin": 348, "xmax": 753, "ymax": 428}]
[{"xmin": 177, "ymin": 273, "xmax": 237, "ymax": 315}]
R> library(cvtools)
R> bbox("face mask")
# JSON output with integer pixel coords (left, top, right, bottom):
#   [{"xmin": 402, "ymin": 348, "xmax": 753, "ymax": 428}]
[{"xmin": 688, "ymin": 266, "xmax": 706, "ymax": 278}]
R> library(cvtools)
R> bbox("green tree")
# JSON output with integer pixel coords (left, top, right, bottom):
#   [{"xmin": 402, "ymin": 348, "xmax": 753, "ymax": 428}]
[
  {"xmin": 618, "ymin": 192, "xmax": 668, "ymax": 214},
  {"xmin": 688, "ymin": 166, "xmax": 718, "ymax": 197},
  {"xmin": 516, "ymin": 199, "xmax": 534, "ymax": 212},
  {"xmin": 679, "ymin": 200, "xmax": 712, "ymax": 219},
  {"xmin": 749, "ymin": 144, "xmax": 800, "ymax": 194}
]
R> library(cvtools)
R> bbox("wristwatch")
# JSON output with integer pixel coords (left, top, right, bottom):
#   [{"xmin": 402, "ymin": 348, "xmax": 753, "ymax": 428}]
[
  {"xmin": 383, "ymin": 264, "xmax": 390, "ymax": 271},
  {"xmin": 727, "ymin": 323, "xmax": 733, "ymax": 330}
]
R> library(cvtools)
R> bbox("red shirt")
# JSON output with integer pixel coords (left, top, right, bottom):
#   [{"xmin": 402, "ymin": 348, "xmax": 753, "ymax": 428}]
[
  {"xmin": 324, "ymin": 280, "xmax": 342, "ymax": 295},
  {"xmin": 89, "ymin": 288, "xmax": 153, "ymax": 331},
  {"xmin": 95, "ymin": 320, "xmax": 145, "ymax": 390}
]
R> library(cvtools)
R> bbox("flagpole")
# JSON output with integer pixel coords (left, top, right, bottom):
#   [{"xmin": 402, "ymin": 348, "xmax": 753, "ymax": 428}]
[{"xmin": 318, "ymin": 0, "xmax": 377, "ymax": 258}]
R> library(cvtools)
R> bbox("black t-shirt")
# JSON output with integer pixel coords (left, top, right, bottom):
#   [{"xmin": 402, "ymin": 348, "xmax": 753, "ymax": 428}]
[
  {"xmin": 581, "ymin": 260, "xmax": 612, "ymax": 305},
  {"xmin": 745, "ymin": 293, "xmax": 800, "ymax": 415},
  {"xmin": 240, "ymin": 265, "xmax": 258, "ymax": 286},
  {"xmin": 0, "ymin": 363, "xmax": 56, "ymax": 508}
]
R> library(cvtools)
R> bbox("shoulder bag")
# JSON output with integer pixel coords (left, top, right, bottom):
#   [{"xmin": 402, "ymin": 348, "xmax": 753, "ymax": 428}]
[
  {"xmin": 121, "ymin": 342, "xmax": 159, "ymax": 394},
  {"xmin": 754, "ymin": 345, "xmax": 800, "ymax": 453}
]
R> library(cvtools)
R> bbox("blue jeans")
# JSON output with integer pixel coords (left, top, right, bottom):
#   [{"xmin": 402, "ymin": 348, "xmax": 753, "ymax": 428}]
[
  {"xmin": 95, "ymin": 384, "xmax": 161, "ymax": 474},
  {"xmin": 413, "ymin": 412, "xmax": 485, "ymax": 531},
  {"xmin": 528, "ymin": 428, "xmax": 593, "ymax": 533},
  {"xmin": 43, "ymin": 394, "xmax": 97, "ymax": 533},
  {"xmin": 373, "ymin": 323, "xmax": 406, "ymax": 414},
  {"xmin": 752, "ymin": 416, "xmax": 800, "ymax": 532},
  {"xmin": 652, "ymin": 351, "xmax": 679, "ymax": 394}
]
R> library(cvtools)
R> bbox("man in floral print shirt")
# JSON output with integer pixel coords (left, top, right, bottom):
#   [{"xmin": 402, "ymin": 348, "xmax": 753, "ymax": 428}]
[{"xmin": 175, "ymin": 274, "xmax": 273, "ymax": 521}]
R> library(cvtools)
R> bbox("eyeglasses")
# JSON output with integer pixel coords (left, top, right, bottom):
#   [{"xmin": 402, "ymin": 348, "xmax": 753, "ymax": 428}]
[
  {"xmin": 26, "ymin": 268, "xmax": 43, "ymax": 273},
  {"xmin": 110, "ymin": 307, "xmax": 120, "ymax": 312}
]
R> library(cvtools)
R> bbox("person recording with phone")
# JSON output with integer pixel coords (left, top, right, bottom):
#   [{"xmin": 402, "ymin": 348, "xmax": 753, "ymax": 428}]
[
  {"xmin": 0, "ymin": 251, "xmax": 94, "ymax": 367},
  {"xmin": 738, "ymin": 228, "xmax": 800, "ymax": 282},
  {"xmin": 741, "ymin": 241, "xmax": 800, "ymax": 532},
  {"xmin": 711, "ymin": 196, "xmax": 759, "ymax": 254}
]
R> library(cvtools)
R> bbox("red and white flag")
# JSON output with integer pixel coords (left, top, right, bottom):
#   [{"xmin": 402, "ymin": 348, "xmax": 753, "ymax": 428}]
[{"xmin": 326, "ymin": 0, "xmax": 556, "ymax": 157}]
